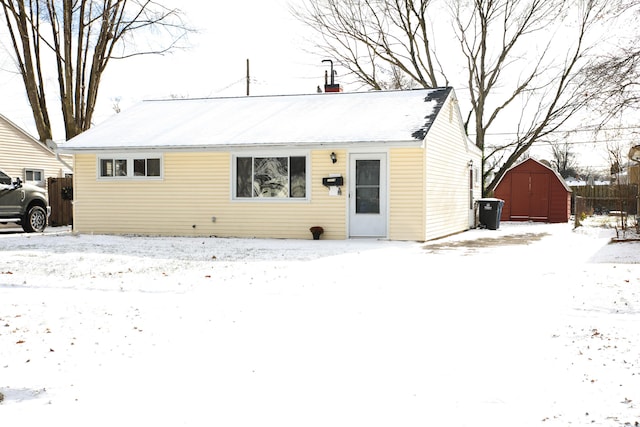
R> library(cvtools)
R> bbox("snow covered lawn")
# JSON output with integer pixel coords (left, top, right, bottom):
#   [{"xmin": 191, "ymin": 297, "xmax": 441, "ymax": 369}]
[{"xmin": 1, "ymin": 219, "xmax": 639, "ymax": 426}]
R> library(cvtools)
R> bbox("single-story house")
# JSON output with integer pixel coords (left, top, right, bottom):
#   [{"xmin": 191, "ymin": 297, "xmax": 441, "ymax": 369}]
[
  {"xmin": 493, "ymin": 158, "xmax": 571, "ymax": 223},
  {"xmin": 0, "ymin": 113, "xmax": 73, "ymax": 186},
  {"xmin": 57, "ymin": 87, "xmax": 483, "ymax": 241}
]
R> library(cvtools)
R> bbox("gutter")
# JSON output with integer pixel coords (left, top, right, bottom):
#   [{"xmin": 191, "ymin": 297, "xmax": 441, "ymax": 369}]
[{"xmin": 56, "ymin": 139, "xmax": 426, "ymax": 154}]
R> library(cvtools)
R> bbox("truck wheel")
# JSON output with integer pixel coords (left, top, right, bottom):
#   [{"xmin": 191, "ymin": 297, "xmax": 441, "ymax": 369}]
[{"xmin": 22, "ymin": 206, "xmax": 47, "ymax": 233}]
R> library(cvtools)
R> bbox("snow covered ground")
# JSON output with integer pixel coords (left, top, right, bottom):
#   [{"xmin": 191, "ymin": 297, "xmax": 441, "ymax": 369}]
[{"xmin": 1, "ymin": 218, "xmax": 639, "ymax": 426}]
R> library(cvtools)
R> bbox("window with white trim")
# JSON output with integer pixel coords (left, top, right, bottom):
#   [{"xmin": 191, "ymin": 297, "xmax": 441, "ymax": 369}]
[
  {"xmin": 235, "ymin": 155, "xmax": 307, "ymax": 199},
  {"xmin": 24, "ymin": 169, "xmax": 45, "ymax": 186},
  {"xmin": 98, "ymin": 155, "xmax": 162, "ymax": 179}
]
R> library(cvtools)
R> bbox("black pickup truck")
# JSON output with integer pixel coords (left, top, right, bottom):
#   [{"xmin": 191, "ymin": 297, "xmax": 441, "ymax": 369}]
[{"xmin": 0, "ymin": 169, "xmax": 50, "ymax": 232}]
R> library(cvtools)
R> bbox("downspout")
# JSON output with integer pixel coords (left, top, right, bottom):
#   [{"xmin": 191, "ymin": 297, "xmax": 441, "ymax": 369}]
[
  {"xmin": 56, "ymin": 153, "xmax": 73, "ymax": 173},
  {"xmin": 46, "ymin": 139, "xmax": 74, "ymax": 174}
]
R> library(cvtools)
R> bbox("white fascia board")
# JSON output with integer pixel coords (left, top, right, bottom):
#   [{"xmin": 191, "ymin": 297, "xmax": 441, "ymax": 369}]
[{"xmin": 57, "ymin": 139, "xmax": 423, "ymax": 154}]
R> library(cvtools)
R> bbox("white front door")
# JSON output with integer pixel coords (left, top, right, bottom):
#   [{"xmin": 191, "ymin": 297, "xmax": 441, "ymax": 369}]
[{"xmin": 349, "ymin": 153, "xmax": 387, "ymax": 237}]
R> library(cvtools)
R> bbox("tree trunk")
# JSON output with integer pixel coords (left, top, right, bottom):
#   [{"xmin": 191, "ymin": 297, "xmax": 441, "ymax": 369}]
[{"xmin": 0, "ymin": 0, "xmax": 192, "ymax": 142}]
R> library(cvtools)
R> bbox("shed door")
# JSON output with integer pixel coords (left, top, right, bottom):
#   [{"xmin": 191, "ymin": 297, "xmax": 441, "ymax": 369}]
[
  {"xmin": 349, "ymin": 154, "xmax": 387, "ymax": 237},
  {"xmin": 510, "ymin": 172, "xmax": 549, "ymax": 220},
  {"xmin": 529, "ymin": 173, "xmax": 550, "ymax": 220},
  {"xmin": 510, "ymin": 173, "xmax": 530, "ymax": 219}
]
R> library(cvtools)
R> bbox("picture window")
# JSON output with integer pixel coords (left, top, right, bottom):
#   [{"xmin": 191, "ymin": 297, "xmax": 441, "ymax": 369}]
[{"xmin": 235, "ymin": 155, "xmax": 307, "ymax": 199}]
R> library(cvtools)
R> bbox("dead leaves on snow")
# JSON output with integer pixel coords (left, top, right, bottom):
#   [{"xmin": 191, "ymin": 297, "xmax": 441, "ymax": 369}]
[
  {"xmin": 2, "ymin": 313, "xmax": 60, "ymax": 365},
  {"xmin": 550, "ymin": 323, "xmax": 640, "ymax": 423}
]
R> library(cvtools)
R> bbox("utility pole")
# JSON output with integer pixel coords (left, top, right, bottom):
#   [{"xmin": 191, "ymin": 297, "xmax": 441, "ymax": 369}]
[{"xmin": 246, "ymin": 59, "xmax": 250, "ymax": 96}]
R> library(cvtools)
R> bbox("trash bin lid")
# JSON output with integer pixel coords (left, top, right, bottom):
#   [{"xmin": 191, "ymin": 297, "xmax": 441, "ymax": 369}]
[{"xmin": 477, "ymin": 197, "xmax": 504, "ymax": 202}]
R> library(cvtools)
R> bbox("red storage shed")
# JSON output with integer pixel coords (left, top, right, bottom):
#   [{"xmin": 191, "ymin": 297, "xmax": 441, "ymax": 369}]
[{"xmin": 493, "ymin": 158, "xmax": 571, "ymax": 223}]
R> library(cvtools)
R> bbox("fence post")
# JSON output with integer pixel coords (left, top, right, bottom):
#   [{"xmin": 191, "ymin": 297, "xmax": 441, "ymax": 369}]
[{"xmin": 575, "ymin": 196, "xmax": 586, "ymax": 227}]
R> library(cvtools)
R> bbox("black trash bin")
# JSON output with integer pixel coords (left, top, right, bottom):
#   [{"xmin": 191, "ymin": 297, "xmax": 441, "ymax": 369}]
[{"xmin": 477, "ymin": 198, "xmax": 504, "ymax": 230}]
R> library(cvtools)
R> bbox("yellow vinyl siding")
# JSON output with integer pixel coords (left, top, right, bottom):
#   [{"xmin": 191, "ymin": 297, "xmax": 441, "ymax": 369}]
[
  {"xmin": 388, "ymin": 147, "xmax": 425, "ymax": 241},
  {"xmin": 67, "ymin": 88, "xmax": 482, "ymax": 241},
  {"xmin": 0, "ymin": 116, "xmax": 71, "ymax": 184},
  {"xmin": 73, "ymin": 150, "xmax": 347, "ymax": 239},
  {"xmin": 306, "ymin": 150, "xmax": 347, "ymax": 238},
  {"xmin": 424, "ymin": 97, "xmax": 476, "ymax": 241}
]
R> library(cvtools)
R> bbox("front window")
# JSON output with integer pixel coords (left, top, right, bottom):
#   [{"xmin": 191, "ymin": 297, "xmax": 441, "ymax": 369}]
[
  {"xmin": 133, "ymin": 158, "xmax": 161, "ymax": 177},
  {"xmin": 100, "ymin": 159, "xmax": 127, "ymax": 177},
  {"xmin": 99, "ymin": 155, "xmax": 162, "ymax": 179},
  {"xmin": 235, "ymin": 155, "xmax": 307, "ymax": 199}
]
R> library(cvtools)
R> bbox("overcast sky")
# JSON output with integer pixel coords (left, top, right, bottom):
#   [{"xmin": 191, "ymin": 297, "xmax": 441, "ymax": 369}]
[
  {"xmin": 97, "ymin": 0, "xmax": 336, "ymax": 120},
  {"xmin": 0, "ymin": 1, "xmax": 620, "ymax": 170},
  {"xmin": 0, "ymin": 0, "xmax": 330, "ymax": 139}
]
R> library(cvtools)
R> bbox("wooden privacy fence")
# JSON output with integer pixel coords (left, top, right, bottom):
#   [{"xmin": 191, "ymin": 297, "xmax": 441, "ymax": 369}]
[
  {"xmin": 570, "ymin": 184, "xmax": 638, "ymax": 216},
  {"xmin": 47, "ymin": 177, "xmax": 73, "ymax": 226}
]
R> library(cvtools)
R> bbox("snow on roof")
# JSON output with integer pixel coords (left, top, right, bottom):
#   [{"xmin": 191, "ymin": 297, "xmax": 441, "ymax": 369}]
[
  {"xmin": 565, "ymin": 179, "xmax": 610, "ymax": 186},
  {"xmin": 58, "ymin": 88, "xmax": 452, "ymax": 152}
]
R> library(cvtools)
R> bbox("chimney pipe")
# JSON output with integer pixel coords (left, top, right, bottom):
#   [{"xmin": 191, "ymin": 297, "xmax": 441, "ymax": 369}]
[{"xmin": 322, "ymin": 59, "xmax": 342, "ymax": 93}]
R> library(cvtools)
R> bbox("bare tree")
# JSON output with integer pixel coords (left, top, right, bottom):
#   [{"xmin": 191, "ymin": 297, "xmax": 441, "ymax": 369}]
[
  {"xmin": 584, "ymin": 47, "xmax": 640, "ymax": 127},
  {"xmin": 292, "ymin": 0, "xmax": 634, "ymax": 194},
  {"xmin": 291, "ymin": 0, "xmax": 444, "ymax": 90},
  {"xmin": 452, "ymin": 0, "xmax": 616, "ymax": 194},
  {"xmin": 606, "ymin": 140, "xmax": 631, "ymax": 233},
  {"xmin": 581, "ymin": 2, "xmax": 640, "ymax": 123},
  {"xmin": 0, "ymin": 0, "xmax": 192, "ymax": 141},
  {"xmin": 550, "ymin": 141, "xmax": 578, "ymax": 178},
  {"xmin": 379, "ymin": 65, "xmax": 420, "ymax": 90}
]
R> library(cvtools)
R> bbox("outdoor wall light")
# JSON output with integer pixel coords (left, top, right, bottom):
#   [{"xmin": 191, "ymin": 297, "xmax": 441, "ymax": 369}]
[
  {"xmin": 330, "ymin": 152, "xmax": 337, "ymax": 164},
  {"xmin": 468, "ymin": 159, "xmax": 474, "ymax": 167}
]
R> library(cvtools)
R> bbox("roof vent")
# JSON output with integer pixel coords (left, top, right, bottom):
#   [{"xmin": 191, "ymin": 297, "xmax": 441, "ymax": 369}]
[{"xmin": 322, "ymin": 59, "xmax": 342, "ymax": 93}]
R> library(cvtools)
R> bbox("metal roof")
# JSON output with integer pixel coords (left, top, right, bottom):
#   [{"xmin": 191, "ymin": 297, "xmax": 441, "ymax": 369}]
[{"xmin": 58, "ymin": 87, "xmax": 453, "ymax": 152}]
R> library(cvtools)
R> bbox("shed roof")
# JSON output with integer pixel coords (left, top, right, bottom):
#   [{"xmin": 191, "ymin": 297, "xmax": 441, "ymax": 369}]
[
  {"xmin": 58, "ymin": 87, "xmax": 453, "ymax": 152},
  {"xmin": 498, "ymin": 158, "xmax": 573, "ymax": 193}
]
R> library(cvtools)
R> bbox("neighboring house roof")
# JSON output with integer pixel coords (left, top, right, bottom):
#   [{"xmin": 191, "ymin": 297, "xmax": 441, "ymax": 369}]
[
  {"xmin": 565, "ymin": 178, "xmax": 610, "ymax": 186},
  {"xmin": 58, "ymin": 87, "xmax": 454, "ymax": 152}
]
